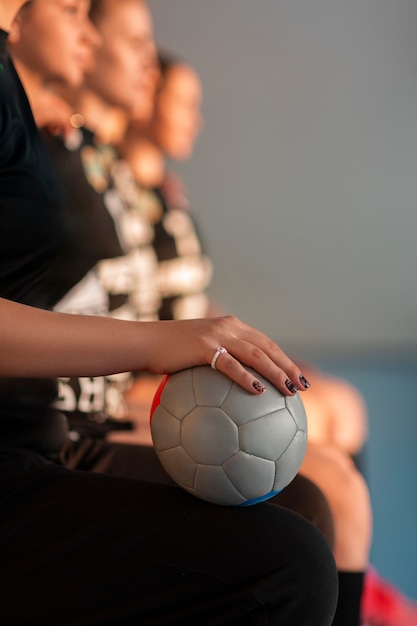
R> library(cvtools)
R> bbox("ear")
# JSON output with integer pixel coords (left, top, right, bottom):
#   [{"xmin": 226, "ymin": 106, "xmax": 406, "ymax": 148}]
[{"xmin": 8, "ymin": 12, "xmax": 23, "ymax": 45}]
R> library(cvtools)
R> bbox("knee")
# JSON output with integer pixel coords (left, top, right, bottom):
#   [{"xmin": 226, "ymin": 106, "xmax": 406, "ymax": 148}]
[
  {"xmin": 272, "ymin": 474, "xmax": 335, "ymax": 549},
  {"xmin": 252, "ymin": 512, "xmax": 338, "ymax": 625}
]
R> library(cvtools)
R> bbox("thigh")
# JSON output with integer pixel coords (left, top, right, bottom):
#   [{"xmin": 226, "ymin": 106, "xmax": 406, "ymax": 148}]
[
  {"xmin": 61, "ymin": 437, "xmax": 175, "ymax": 484},
  {"xmin": 63, "ymin": 438, "xmax": 335, "ymax": 546},
  {"xmin": 0, "ymin": 461, "xmax": 337, "ymax": 625}
]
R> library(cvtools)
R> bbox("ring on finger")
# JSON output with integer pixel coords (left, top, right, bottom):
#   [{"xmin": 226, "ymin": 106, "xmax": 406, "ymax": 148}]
[{"xmin": 211, "ymin": 346, "xmax": 228, "ymax": 370}]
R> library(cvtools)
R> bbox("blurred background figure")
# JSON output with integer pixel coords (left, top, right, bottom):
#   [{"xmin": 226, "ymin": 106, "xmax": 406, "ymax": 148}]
[
  {"xmin": 295, "ymin": 360, "xmax": 368, "ymax": 460},
  {"xmin": 299, "ymin": 365, "xmax": 417, "ymax": 626},
  {"xmin": 117, "ymin": 53, "xmax": 222, "ymax": 442},
  {"xmin": 120, "ymin": 52, "xmax": 216, "ymax": 323},
  {"xmin": 123, "ymin": 52, "xmax": 203, "ymax": 205}
]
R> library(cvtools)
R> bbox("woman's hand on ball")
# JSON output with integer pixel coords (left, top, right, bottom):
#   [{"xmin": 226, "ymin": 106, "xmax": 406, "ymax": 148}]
[{"xmin": 141, "ymin": 315, "xmax": 310, "ymax": 397}]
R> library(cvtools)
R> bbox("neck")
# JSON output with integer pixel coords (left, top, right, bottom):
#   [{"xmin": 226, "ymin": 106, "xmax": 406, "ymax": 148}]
[
  {"xmin": 0, "ymin": 1, "xmax": 26, "ymax": 31},
  {"xmin": 11, "ymin": 60, "xmax": 74, "ymax": 132},
  {"xmin": 74, "ymin": 89, "xmax": 129, "ymax": 145},
  {"xmin": 12, "ymin": 58, "xmax": 44, "ymax": 116},
  {"xmin": 119, "ymin": 130, "xmax": 166, "ymax": 188}
]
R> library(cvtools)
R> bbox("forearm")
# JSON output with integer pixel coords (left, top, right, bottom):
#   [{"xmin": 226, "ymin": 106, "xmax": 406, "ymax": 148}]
[
  {"xmin": 0, "ymin": 298, "xmax": 311, "ymax": 398},
  {"xmin": 0, "ymin": 298, "xmax": 151, "ymax": 378}
]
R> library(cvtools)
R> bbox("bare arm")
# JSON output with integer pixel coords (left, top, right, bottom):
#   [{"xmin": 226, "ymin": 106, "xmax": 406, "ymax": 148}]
[{"xmin": 0, "ymin": 297, "xmax": 310, "ymax": 397}]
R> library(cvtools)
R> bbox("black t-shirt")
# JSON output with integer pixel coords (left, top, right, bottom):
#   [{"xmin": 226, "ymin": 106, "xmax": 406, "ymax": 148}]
[
  {"xmin": 0, "ymin": 30, "xmax": 95, "ymax": 453},
  {"xmin": 150, "ymin": 185, "xmax": 212, "ymax": 321},
  {"xmin": 42, "ymin": 128, "xmax": 130, "ymax": 428},
  {"xmin": 0, "ymin": 31, "xmax": 92, "ymax": 309},
  {"xmin": 42, "ymin": 128, "xmax": 124, "ymax": 268}
]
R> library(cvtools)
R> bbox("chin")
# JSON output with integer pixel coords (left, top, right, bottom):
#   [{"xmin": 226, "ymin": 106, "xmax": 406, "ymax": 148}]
[
  {"xmin": 68, "ymin": 75, "xmax": 85, "ymax": 90},
  {"xmin": 113, "ymin": 98, "xmax": 136, "ymax": 113},
  {"xmin": 170, "ymin": 147, "xmax": 193, "ymax": 161},
  {"xmin": 51, "ymin": 72, "xmax": 82, "ymax": 90}
]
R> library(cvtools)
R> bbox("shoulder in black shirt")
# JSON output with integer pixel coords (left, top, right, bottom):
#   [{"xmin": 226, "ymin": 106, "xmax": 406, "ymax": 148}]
[
  {"xmin": 0, "ymin": 29, "xmax": 94, "ymax": 309},
  {"xmin": 0, "ymin": 30, "xmax": 95, "ymax": 453}
]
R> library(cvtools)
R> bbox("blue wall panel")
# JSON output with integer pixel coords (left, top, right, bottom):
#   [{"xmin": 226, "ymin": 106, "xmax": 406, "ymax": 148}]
[{"xmin": 317, "ymin": 358, "xmax": 417, "ymax": 601}]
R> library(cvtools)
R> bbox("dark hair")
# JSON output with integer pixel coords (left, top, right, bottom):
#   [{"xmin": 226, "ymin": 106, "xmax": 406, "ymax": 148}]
[
  {"xmin": 89, "ymin": 0, "xmax": 107, "ymax": 22},
  {"xmin": 156, "ymin": 51, "xmax": 193, "ymax": 93},
  {"xmin": 157, "ymin": 51, "xmax": 181, "ymax": 78}
]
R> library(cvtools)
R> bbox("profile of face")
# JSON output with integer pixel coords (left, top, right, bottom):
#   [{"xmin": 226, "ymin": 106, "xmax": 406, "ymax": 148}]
[
  {"xmin": 150, "ymin": 64, "xmax": 204, "ymax": 161},
  {"xmin": 85, "ymin": 0, "xmax": 155, "ymax": 112},
  {"xmin": 8, "ymin": 0, "xmax": 99, "ymax": 88},
  {"xmin": 130, "ymin": 54, "xmax": 160, "ymax": 126}
]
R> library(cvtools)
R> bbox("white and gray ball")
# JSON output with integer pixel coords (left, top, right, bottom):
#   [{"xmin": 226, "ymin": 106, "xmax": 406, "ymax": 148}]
[{"xmin": 150, "ymin": 365, "xmax": 307, "ymax": 506}]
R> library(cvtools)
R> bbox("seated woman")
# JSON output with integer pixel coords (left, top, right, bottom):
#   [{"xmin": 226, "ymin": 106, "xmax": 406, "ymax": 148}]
[{"xmin": 2, "ymin": 1, "xmax": 337, "ymax": 624}]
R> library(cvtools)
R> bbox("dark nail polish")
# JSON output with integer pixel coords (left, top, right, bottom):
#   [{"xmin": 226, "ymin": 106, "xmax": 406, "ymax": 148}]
[
  {"xmin": 299, "ymin": 374, "xmax": 311, "ymax": 389},
  {"xmin": 252, "ymin": 380, "xmax": 266, "ymax": 393},
  {"xmin": 285, "ymin": 379, "xmax": 298, "ymax": 393}
]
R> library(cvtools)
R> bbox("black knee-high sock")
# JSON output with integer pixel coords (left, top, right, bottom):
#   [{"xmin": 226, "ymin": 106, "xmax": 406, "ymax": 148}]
[{"xmin": 332, "ymin": 571, "xmax": 365, "ymax": 626}]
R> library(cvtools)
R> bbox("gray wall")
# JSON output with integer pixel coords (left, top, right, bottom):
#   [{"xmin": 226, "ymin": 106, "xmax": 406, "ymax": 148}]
[
  {"xmin": 150, "ymin": 0, "xmax": 417, "ymax": 599},
  {"xmin": 150, "ymin": 0, "xmax": 417, "ymax": 357}
]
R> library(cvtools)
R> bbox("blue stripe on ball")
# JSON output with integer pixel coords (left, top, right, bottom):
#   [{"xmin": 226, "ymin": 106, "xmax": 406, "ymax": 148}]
[{"xmin": 235, "ymin": 488, "xmax": 284, "ymax": 507}]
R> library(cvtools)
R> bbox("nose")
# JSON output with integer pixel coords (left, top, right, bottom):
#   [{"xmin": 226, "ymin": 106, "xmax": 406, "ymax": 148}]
[{"xmin": 84, "ymin": 18, "xmax": 102, "ymax": 51}]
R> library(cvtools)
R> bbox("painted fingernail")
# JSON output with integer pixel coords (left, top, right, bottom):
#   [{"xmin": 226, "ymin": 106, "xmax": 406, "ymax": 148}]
[
  {"xmin": 299, "ymin": 374, "xmax": 311, "ymax": 389},
  {"xmin": 252, "ymin": 380, "xmax": 266, "ymax": 393},
  {"xmin": 285, "ymin": 379, "xmax": 298, "ymax": 394}
]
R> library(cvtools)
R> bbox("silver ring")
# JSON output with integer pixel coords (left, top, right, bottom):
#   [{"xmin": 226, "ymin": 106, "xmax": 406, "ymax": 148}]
[{"xmin": 211, "ymin": 346, "xmax": 228, "ymax": 370}]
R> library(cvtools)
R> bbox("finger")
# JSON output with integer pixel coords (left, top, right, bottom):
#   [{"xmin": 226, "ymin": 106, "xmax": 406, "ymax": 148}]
[
  {"xmin": 212, "ymin": 349, "xmax": 267, "ymax": 395},
  {"xmin": 252, "ymin": 330, "xmax": 312, "ymax": 392},
  {"xmin": 215, "ymin": 320, "xmax": 311, "ymax": 394},
  {"xmin": 211, "ymin": 340, "xmax": 305, "ymax": 397}
]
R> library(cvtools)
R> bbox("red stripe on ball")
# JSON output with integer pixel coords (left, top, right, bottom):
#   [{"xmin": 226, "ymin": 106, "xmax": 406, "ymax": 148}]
[{"xmin": 150, "ymin": 375, "xmax": 170, "ymax": 424}]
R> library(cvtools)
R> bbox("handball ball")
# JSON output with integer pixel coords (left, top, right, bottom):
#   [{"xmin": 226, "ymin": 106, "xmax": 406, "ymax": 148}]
[{"xmin": 150, "ymin": 365, "xmax": 308, "ymax": 506}]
